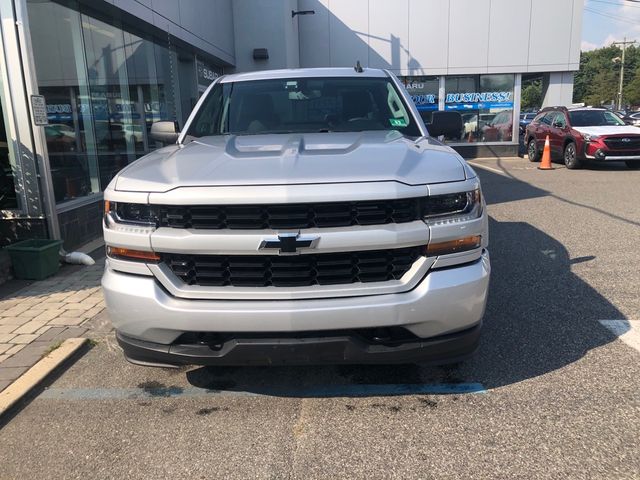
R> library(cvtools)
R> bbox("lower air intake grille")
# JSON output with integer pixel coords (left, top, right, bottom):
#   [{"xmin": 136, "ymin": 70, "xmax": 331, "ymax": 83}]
[{"xmin": 162, "ymin": 246, "xmax": 423, "ymax": 287}]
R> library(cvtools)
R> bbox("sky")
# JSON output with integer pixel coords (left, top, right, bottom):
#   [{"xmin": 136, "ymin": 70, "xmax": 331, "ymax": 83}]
[{"xmin": 582, "ymin": 0, "xmax": 640, "ymax": 51}]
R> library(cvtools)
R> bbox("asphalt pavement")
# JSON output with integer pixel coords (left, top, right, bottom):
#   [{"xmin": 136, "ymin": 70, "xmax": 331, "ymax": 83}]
[{"xmin": 0, "ymin": 157, "xmax": 639, "ymax": 479}]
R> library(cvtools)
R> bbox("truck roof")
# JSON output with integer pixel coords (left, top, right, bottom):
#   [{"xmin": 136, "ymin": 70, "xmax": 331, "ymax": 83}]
[{"xmin": 219, "ymin": 67, "xmax": 389, "ymax": 83}]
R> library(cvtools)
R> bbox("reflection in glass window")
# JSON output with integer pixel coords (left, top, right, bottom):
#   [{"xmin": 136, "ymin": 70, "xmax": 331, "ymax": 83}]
[
  {"xmin": 82, "ymin": 15, "xmax": 136, "ymax": 190},
  {"xmin": 401, "ymin": 76, "xmax": 439, "ymax": 124},
  {"xmin": 0, "ymin": 91, "xmax": 19, "ymax": 210},
  {"xmin": 27, "ymin": 0, "xmax": 220, "ymax": 204},
  {"xmin": 444, "ymin": 76, "xmax": 479, "ymax": 142},
  {"xmin": 124, "ymin": 32, "xmax": 161, "ymax": 155},
  {"xmin": 27, "ymin": 0, "xmax": 99, "ymax": 203},
  {"xmin": 444, "ymin": 74, "xmax": 515, "ymax": 143}
]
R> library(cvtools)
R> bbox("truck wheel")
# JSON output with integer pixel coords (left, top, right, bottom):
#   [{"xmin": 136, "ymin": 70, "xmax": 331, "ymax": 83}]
[
  {"xmin": 527, "ymin": 139, "xmax": 540, "ymax": 162},
  {"xmin": 563, "ymin": 142, "xmax": 581, "ymax": 169},
  {"xmin": 625, "ymin": 161, "xmax": 640, "ymax": 169}
]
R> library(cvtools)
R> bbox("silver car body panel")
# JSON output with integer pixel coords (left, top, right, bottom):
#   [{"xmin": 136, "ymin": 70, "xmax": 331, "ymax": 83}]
[
  {"xmin": 149, "ymin": 221, "xmax": 430, "ymax": 256},
  {"xmin": 114, "ymin": 131, "xmax": 465, "ymax": 192},
  {"xmin": 102, "ymin": 67, "xmax": 490, "ymax": 359},
  {"xmin": 103, "ymin": 250, "xmax": 490, "ymax": 345}
]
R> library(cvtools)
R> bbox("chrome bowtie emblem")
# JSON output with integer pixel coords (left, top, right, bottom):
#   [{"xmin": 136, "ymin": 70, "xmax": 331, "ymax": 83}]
[{"xmin": 259, "ymin": 232, "xmax": 320, "ymax": 255}]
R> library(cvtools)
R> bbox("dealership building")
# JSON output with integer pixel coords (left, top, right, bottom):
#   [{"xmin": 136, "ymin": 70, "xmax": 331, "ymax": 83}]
[{"xmin": 0, "ymin": 0, "xmax": 583, "ymax": 250}]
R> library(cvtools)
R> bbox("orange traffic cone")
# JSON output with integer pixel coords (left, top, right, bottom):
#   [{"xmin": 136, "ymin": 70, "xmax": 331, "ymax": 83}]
[{"xmin": 538, "ymin": 135, "xmax": 553, "ymax": 170}]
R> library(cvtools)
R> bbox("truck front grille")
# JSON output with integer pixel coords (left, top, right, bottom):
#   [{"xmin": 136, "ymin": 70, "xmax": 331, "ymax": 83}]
[
  {"xmin": 158, "ymin": 199, "xmax": 421, "ymax": 230},
  {"xmin": 162, "ymin": 246, "xmax": 423, "ymax": 287}
]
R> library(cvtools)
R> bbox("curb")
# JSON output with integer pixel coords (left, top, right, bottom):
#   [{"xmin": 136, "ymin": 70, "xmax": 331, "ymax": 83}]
[{"xmin": 0, "ymin": 338, "xmax": 88, "ymax": 417}]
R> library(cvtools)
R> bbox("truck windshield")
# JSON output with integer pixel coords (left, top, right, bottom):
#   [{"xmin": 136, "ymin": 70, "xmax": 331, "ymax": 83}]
[
  {"xmin": 568, "ymin": 110, "xmax": 626, "ymax": 127},
  {"xmin": 186, "ymin": 76, "xmax": 421, "ymax": 138}
]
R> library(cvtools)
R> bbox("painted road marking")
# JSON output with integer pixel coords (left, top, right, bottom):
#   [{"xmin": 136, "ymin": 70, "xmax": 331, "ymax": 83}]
[
  {"xmin": 599, "ymin": 320, "xmax": 640, "ymax": 353},
  {"xmin": 466, "ymin": 161, "xmax": 509, "ymax": 177},
  {"xmin": 39, "ymin": 383, "xmax": 487, "ymax": 400}
]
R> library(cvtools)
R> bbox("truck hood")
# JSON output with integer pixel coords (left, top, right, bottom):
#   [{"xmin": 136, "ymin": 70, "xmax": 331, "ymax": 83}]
[
  {"xmin": 573, "ymin": 125, "xmax": 640, "ymax": 137},
  {"xmin": 115, "ymin": 131, "xmax": 466, "ymax": 192}
]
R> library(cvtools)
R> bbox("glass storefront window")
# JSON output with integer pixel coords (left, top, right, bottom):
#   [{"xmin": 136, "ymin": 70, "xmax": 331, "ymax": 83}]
[
  {"xmin": 444, "ymin": 74, "xmax": 515, "ymax": 143},
  {"xmin": 27, "ymin": 0, "xmax": 222, "ymax": 205},
  {"xmin": 82, "ymin": 14, "xmax": 136, "ymax": 190},
  {"xmin": 124, "ymin": 32, "xmax": 161, "ymax": 156},
  {"xmin": 401, "ymin": 76, "xmax": 439, "ymax": 124},
  {"xmin": 27, "ymin": 0, "xmax": 100, "ymax": 203}
]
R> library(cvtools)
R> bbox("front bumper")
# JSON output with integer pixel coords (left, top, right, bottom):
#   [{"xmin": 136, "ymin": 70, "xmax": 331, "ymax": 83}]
[
  {"xmin": 102, "ymin": 250, "xmax": 490, "ymax": 366},
  {"xmin": 116, "ymin": 323, "xmax": 482, "ymax": 367}
]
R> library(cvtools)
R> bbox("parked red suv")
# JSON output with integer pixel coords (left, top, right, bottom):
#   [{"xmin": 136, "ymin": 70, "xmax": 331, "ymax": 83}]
[{"xmin": 525, "ymin": 107, "xmax": 640, "ymax": 169}]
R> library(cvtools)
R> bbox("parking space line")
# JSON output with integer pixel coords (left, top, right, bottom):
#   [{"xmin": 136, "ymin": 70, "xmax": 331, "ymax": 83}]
[
  {"xmin": 599, "ymin": 320, "xmax": 640, "ymax": 353},
  {"xmin": 39, "ymin": 383, "xmax": 487, "ymax": 400},
  {"xmin": 466, "ymin": 161, "xmax": 509, "ymax": 177}
]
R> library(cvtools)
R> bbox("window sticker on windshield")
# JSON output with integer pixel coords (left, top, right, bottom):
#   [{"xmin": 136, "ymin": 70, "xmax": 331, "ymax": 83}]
[{"xmin": 389, "ymin": 118, "xmax": 407, "ymax": 127}]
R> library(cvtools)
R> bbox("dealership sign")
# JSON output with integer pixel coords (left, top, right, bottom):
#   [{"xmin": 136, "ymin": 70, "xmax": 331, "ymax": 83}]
[
  {"xmin": 409, "ymin": 90, "xmax": 513, "ymax": 111},
  {"xmin": 411, "ymin": 94, "xmax": 437, "ymax": 111}
]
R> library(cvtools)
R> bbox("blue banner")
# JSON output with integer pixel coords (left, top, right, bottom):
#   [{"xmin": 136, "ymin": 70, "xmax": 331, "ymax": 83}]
[{"xmin": 445, "ymin": 101, "xmax": 513, "ymax": 111}]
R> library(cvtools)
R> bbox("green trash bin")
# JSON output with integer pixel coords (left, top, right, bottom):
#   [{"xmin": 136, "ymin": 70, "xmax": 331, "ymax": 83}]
[{"xmin": 6, "ymin": 239, "xmax": 63, "ymax": 280}]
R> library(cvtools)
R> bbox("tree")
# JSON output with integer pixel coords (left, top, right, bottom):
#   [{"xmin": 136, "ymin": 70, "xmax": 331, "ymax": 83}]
[
  {"xmin": 573, "ymin": 44, "xmax": 640, "ymax": 108},
  {"xmin": 521, "ymin": 81, "xmax": 542, "ymax": 109},
  {"xmin": 624, "ymin": 68, "xmax": 640, "ymax": 107}
]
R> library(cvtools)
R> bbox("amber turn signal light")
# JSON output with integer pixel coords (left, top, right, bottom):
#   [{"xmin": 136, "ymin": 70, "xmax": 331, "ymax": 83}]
[
  {"xmin": 107, "ymin": 246, "xmax": 160, "ymax": 262},
  {"xmin": 426, "ymin": 235, "xmax": 481, "ymax": 256}
]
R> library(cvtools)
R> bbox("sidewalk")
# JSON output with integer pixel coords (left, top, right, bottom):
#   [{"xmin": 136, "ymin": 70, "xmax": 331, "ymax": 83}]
[{"xmin": 0, "ymin": 259, "xmax": 108, "ymax": 392}]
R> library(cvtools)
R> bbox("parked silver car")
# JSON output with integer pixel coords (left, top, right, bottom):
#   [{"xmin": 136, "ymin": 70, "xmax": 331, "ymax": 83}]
[{"xmin": 102, "ymin": 68, "xmax": 490, "ymax": 367}]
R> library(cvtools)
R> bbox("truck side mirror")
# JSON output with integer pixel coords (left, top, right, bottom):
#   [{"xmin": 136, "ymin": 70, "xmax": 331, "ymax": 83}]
[
  {"xmin": 150, "ymin": 121, "xmax": 180, "ymax": 144},
  {"xmin": 427, "ymin": 111, "xmax": 463, "ymax": 138}
]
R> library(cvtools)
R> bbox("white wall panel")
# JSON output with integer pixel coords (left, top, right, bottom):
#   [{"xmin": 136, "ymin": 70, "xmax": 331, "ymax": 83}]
[
  {"xmin": 568, "ymin": 0, "xmax": 583, "ymax": 66},
  {"xmin": 368, "ymin": 0, "xmax": 409, "ymax": 70},
  {"xmin": 299, "ymin": 0, "xmax": 331, "ymax": 67},
  {"xmin": 104, "ymin": 0, "xmax": 235, "ymax": 65},
  {"xmin": 328, "ymin": 0, "xmax": 370, "ymax": 67},
  {"xmin": 408, "ymin": 0, "xmax": 449, "ymax": 74},
  {"xmin": 232, "ymin": 0, "xmax": 299, "ymax": 72},
  {"xmin": 295, "ymin": 0, "xmax": 582, "ymax": 75},
  {"xmin": 488, "ymin": 0, "xmax": 531, "ymax": 69},
  {"xmin": 151, "ymin": 0, "xmax": 180, "ymax": 25},
  {"xmin": 528, "ymin": 0, "xmax": 573, "ymax": 68},
  {"xmin": 448, "ymin": 0, "xmax": 490, "ymax": 70}
]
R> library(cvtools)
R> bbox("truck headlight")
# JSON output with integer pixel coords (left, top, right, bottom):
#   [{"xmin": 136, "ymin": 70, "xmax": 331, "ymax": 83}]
[
  {"xmin": 421, "ymin": 188, "xmax": 482, "ymax": 225},
  {"xmin": 583, "ymin": 134, "xmax": 600, "ymax": 142},
  {"xmin": 104, "ymin": 201, "xmax": 160, "ymax": 228}
]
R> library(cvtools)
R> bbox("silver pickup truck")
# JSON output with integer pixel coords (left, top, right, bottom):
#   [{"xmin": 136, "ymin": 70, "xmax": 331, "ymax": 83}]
[{"xmin": 101, "ymin": 67, "xmax": 490, "ymax": 368}]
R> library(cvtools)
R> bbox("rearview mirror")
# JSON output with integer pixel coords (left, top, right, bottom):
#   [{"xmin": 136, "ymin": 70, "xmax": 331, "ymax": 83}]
[
  {"xmin": 150, "ymin": 121, "xmax": 179, "ymax": 144},
  {"xmin": 427, "ymin": 111, "xmax": 463, "ymax": 138}
]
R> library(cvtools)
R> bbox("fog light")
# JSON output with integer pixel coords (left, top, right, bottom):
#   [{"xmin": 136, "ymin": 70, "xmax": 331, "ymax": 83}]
[{"xmin": 595, "ymin": 149, "xmax": 606, "ymax": 159}]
